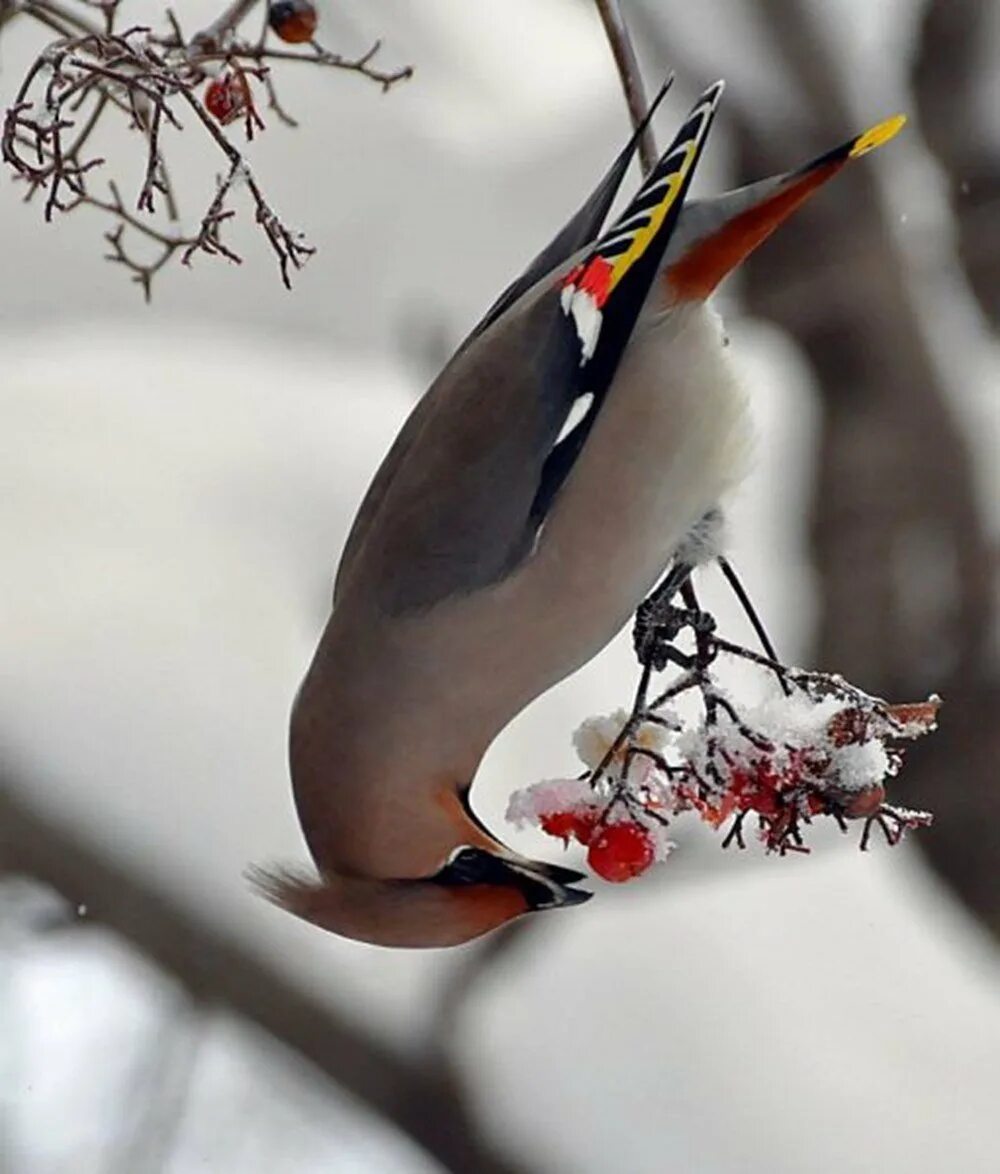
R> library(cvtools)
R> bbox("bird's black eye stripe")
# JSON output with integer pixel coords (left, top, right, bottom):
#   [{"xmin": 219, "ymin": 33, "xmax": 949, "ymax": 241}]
[
  {"xmin": 432, "ymin": 848, "xmax": 582, "ymax": 910},
  {"xmin": 433, "ymin": 847, "xmax": 508, "ymax": 886}
]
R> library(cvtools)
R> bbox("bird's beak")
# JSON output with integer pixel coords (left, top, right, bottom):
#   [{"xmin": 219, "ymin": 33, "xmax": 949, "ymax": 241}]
[
  {"xmin": 546, "ymin": 883, "xmax": 593, "ymax": 907},
  {"xmin": 665, "ymin": 113, "xmax": 906, "ymax": 301},
  {"xmin": 520, "ymin": 858, "xmax": 588, "ymax": 885},
  {"xmin": 497, "ymin": 856, "xmax": 592, "ymax": 909}
]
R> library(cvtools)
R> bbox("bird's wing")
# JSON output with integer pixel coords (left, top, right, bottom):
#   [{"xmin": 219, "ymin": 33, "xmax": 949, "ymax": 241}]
[
  {"xmin": 332, "ymin": 80, "xmax": 671, "ymax": 606},
  {"xmin": 531, "ymin": 80, "xmax": 725, "ymax": 523},
  {"xmin": 463, "ymin": 76, "xmax": 674, "ymax": 346},
  {"xmin": 337, "ymin": 83, "xmax": 724, "ymax": 614}
]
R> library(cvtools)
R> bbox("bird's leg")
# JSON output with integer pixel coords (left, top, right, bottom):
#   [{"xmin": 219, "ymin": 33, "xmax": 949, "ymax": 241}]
[
  {"xmin": 631, "ymin": 510, "xmax": 727, "ymax": 672},
  {"xmin": 634, "ymin": 573, "xmax": 719, "ymax": 675},
  {"xmin": 632, "ymin": 560, "xmax": 701, "ymax": 670},
  {"xmin": 680, "ymin": 580, "xmax": 718, "ymax": 675},
  {"xmin": 633, "ymin": 613, "xmax": 696, "ymax": 671}
]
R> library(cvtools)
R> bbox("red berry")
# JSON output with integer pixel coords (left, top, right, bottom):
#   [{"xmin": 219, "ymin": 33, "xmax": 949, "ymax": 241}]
[
  {"xmin": 539, "ymin": 811, "xmax": 577, "ymax": 843},
  {"xmin": 540, "ymin": 809, "xmax": 598, "ymax": 845},
  {"xmin": 573, "ymin": 812, "xmax": 600, "ymax": 845},
  {"xmin": 749, "ymin": 787, "xmax": 781, "ymax": 818},
  {"xmin": 755, "ymin": 759, "xmax": 784, "ymax": 793},
  {"xmin": 806, "ymin": 790, "xmax": 827, "ymax": 815},
  {"xmin": 204, "ymin": 73, "xmax": 248, "ymax": 124},
  {"xmin": 727, "ymin": 768, "xmax": 753, "ymax": 803},
  {"xmin": 840, "ymin": 783, "xmax": 886, "ymax": 819},
  {"xmin": 587, "ymin": 822, "xmax": 654, "ymax": 883},
  {"xmin": 268, "ymin": 0, "xmax": 318, "ymax": 44}
]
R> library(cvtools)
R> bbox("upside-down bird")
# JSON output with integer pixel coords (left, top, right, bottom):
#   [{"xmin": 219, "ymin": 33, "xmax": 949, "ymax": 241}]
[{"xmin": 251, "ymin": 81, "xmax": 905, "ymax": 947}]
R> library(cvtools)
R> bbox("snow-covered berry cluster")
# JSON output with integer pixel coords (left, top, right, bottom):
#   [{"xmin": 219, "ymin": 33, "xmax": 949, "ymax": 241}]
[
  {"xmin": 507, "ymin": 652, "xmax": 938, "ymax": 883},
  {"xmin": 507, "ymin": 723, "xmax": 676, "ymax": 882}
]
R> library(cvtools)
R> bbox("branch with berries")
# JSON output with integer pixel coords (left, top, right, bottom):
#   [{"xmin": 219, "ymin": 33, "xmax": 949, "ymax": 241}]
[
  {"xmin": 505, "ymin": 7, "xmax": 930, "ymax": 890},
  {"xmin": 0, "ymin": 0, "xmax": 412, "ymax": 299},
  {"xmin": 507, "ymin": 556, "xmax": 938, "ymax": 884}
]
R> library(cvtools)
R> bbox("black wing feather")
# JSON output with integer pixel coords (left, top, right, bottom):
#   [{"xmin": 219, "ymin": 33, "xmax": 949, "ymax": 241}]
[
  {"xmin": 464, "ymin": 77, "xmax": 674, "ymax": 346},
  {"xmin": 529, "ymin": 82, "xmax": 725, "ymax": 525}
]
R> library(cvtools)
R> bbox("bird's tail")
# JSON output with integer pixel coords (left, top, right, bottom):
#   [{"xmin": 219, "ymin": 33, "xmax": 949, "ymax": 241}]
[{"xmin": 245, "ymin": 862, "xmax": 331, "ymax": 922}]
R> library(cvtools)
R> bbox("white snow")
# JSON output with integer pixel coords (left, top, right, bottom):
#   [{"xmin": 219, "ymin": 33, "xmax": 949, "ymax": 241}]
[
  {"xmin": 831, "ymin": 739, "xmax": 894, "ymax": 792},
  {"xmin": 572, "ymin": 708, "xmax": 672, "ymax": 770},
  {"xmin": 505, "ymin": 777, "xmax": 597, "ymax": 827}
]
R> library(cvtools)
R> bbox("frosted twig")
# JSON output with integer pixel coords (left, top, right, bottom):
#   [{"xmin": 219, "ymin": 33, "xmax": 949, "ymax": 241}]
[{"xmin": 1, "ymin": 0, "xmax": 411, "ymax": 295}]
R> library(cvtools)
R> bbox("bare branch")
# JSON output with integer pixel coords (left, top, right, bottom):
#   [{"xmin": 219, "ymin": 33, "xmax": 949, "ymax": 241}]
[
  {"xmin": 1, "ymin": 1, "xmax": 412, "ymax": 296},
  {"xmin": 594, "ymin": 0, "xmax": 656, "ymax": 174},
  {"xmin": 191, "ymin": 0, "xmax": 262, "ymax": 53}
]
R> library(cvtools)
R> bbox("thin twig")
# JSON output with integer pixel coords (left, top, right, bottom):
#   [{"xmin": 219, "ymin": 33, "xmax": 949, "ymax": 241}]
[
  {"xmin": 2, "ymin": 0, "xmax": 411, "ymax": 296},
  {"xmin": 191, "ymin": 0, "xmax": 261, "ymax": 52},
  {"xmin": 593, "ymin": 0, "xmax": 656, "ymax": 174}
]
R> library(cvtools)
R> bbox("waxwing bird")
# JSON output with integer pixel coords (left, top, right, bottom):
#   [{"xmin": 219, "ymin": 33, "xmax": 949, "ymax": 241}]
[{"xmin": 251, "ymin": 83, "xmax": 905, "ymax": 948}]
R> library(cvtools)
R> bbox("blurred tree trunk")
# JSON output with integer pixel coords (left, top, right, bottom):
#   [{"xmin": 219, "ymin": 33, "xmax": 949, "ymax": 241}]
[
  {"xmin": 912, "ymin": 0, "xmax": 1000, "ymax": 330},
  {"xmin": 0, "ymin": 776, "xmax": 541, "ymax": 1174},
  {"xmin": 741, "ymin": 0, "xmax": 999, "ymax": 938},
  {"xmin": 634, "ymin": 0, "xmax": 998, "ymax": 935}
]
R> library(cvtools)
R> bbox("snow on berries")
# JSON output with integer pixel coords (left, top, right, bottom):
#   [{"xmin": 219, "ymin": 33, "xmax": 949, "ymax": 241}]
[
  {"xmin": 506, "ymin": 603, "xmax": 938, "ymax": 883},
  {"xmin": 506, "ymin": 775, "xmax": 599, "ymax": 837},
  {"xmin": 572, "ymin": 708, "xmax": 675, "ymax": 769},
  {"xmin": 507, "ymin": 772, "xmax": 673, "ymax": 879}
]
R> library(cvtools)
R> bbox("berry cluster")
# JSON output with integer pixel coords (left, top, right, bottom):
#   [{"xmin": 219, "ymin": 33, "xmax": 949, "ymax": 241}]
[
  {"xmin": 671, "ymin": 693, "xmax": 936, "ymax": 855},
  {"xmin": 507, "ymin": 590, "xmax": 937, "ymax": 884}
]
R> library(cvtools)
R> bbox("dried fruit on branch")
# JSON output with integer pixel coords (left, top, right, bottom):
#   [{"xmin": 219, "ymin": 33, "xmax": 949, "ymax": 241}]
[
  {"xmin": 204, "ymin": 72, "xmax": 252, "ymax": 126},
  {"xmin": 268, "ymin": 1, "xmax": 319, "ymax": 45}
]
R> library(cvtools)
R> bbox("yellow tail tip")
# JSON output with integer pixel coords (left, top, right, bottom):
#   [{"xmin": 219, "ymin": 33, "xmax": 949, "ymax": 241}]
[{"xmin": 849, "ymin": 113, "xmax": 907, "ymax": 159}]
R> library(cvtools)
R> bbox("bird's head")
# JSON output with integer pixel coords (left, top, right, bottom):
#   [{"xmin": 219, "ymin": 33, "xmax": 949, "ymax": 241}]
[{"xmin": 248, "ymin": 847, "xmax": 590, "ymax": 948}]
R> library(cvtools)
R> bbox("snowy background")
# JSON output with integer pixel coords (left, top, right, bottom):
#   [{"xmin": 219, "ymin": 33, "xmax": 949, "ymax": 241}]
[{"xmin": 2, "ymin": 2, "xmax": 998, "ymax": 1173}]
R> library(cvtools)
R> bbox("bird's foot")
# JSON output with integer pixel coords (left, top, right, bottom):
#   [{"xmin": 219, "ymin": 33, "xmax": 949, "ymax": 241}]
[{"xmin": 632, "ymin": 597, "xmax": 716, "ymax": 671}]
